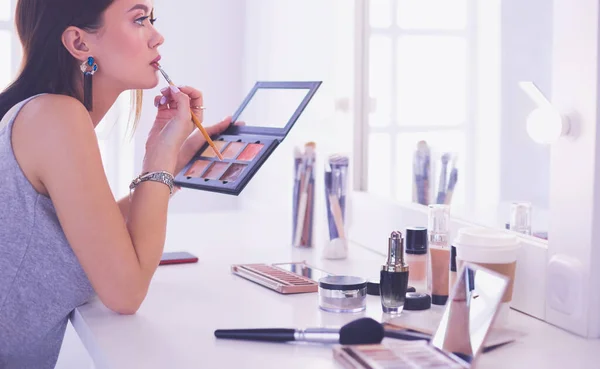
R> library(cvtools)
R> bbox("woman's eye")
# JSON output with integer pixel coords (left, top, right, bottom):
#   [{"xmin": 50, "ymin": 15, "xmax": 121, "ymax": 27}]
[{"xmin": 135, "ymin": 16, "xmax": 150, "ymax": 26}]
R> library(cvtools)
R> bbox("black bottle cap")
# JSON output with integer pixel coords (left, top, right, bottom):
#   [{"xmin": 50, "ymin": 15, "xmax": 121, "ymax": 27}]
[
  {"xmin": 366, "ymin": 280, "xmax": 415, "ymax": 296},
  {"xmin": 431, "ymin": 294, "xmax": 449, "ymax": 305},
  {"xmin": 450, "ymin": 245, "xmax": 457, "ymax": 272},
  {"xmin": 367, "ymin": 280, "xmax": 380, "ymax": 296},
  {"xmin": 405, "ymin": 227, "xmax": 428, "ymax": 255},
  {"xmin": 404, "ymin": 292, "xmax": 432, "ymax": 311}
]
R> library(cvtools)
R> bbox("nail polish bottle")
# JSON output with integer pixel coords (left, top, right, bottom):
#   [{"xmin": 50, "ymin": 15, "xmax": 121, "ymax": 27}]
[{"xmin": 380, "ymin": 231, "xmax": 410, "ymax": 314}]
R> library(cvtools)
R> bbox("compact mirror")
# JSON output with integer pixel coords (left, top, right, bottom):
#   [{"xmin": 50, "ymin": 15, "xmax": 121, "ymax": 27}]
[
  {"xmin": 431, "ymin": 263, "xmax": 509, "ymax": 360},
  {"xmin": 228, "ymin": 81, "xmax": 321, "ymax": 136}
]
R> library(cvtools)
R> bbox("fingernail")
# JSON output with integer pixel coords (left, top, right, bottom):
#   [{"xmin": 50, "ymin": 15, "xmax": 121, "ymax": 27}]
[
  {"xmin": 159, "ymin": 96, "xmax": 167, "ymax": 105},
  {"xmin": 178, "ymin": 85, "xmax": 186, "ymax": 89},
  {"xmin": 154, "ymin": 99, "xmax": 159, "ymax": 108},
  {"xmin": 160, "ymin": 87, "xmax": 168, "ymax": 93},
  {"xmin": 170, "ymin": 85, "xmax": 180, "ymax": 94}
]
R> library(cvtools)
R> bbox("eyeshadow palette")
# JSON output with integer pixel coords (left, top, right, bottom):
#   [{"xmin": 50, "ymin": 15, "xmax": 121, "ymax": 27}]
[
  {"xmin": 175, "ymin": 81, "xmax": 322, "ymax": 195},
  {"xmin": 230, "ymin": 262, "xmax": 331, "ymax": 294},
  {"xmin": 334, "ymin": 341, "xmax": 465, "ymax": 369}
]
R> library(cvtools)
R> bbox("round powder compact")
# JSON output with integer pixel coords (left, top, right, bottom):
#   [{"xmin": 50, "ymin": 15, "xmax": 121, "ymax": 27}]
[
  {"xmin": 318, "ymin": 276, "xmax": 367, "ymax": 313},
  {"xmin": 404, "ymin": 292, "xmax": 432, "ymax": 311}
]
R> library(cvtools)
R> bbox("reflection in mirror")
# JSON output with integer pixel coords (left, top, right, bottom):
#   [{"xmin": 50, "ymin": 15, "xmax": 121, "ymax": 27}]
[
  {"xmin": 363, "ymin": 0, "xmax": 551, "ymax": 239},
  {"xmin": 234, "ymin": 88, "xmax": 311, "ymax": 129},
  {"xmin": 431, "ymin": 263, "xmax": 508, "ymax": 358}
]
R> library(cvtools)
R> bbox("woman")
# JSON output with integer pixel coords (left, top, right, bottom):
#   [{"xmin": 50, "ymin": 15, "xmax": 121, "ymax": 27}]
[{"xmin": 0, "ymin": 0, "xmax": 231, "ymax": 367}]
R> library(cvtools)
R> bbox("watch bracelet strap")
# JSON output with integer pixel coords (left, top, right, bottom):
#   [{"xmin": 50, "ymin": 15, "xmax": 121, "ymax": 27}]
[{"xmin": 129, "ymin": 171, "xmax": 174, "ymax": 195}]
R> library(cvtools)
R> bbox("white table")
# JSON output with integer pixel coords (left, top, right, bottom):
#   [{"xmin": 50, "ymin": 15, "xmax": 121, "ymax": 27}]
[{"xmin": 72, "ymin": 211, "xmax": 600, "ymax": 368}]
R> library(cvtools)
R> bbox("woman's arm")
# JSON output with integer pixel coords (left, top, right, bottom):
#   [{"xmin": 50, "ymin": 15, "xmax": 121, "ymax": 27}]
[
  {"xmin": 115, "ymin": 115, "xmax": 232, "ymax": 220},
  {"xmin": 16, "ymin": 93, "xmax": 189, "ymax": 314}
]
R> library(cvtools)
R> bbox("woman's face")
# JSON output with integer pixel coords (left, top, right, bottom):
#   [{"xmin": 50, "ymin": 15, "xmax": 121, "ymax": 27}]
[{"xmin": 90, "ymin": 0, "xmax": 164, "ymax": 91}]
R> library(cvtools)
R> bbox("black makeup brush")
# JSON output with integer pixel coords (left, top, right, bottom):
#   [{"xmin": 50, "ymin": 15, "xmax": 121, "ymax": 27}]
[{"xmin": 214, "ymin": 317, "xmax": 384, "ymax": 345}]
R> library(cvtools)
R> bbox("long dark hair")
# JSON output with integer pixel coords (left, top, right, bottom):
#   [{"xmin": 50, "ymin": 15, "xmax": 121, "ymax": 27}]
[{"xmin": 0, "ymin": 0, "xmax": 142, "ymax": 129}]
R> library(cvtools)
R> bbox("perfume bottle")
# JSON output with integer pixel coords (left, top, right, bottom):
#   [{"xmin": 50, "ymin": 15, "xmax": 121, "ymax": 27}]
[{"xmin": 380, "ymin": 231, "xmax": 410, "ymax": 314}]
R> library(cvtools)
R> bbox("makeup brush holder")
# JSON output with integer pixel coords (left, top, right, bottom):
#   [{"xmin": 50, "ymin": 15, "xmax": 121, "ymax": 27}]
[
  {"xmin": 323, "ymin": 154, "xmax": 349, "ymax": 259},
  {"xmin": 292, "ymin": 146, "xmax": 316, "ymax": 248}
]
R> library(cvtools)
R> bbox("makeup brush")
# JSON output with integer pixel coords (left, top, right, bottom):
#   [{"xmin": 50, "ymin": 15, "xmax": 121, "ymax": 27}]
[
  {"xmin": 444, "ymin": 156, "xmax": 459, "ymax": 205},
  {"xmin": 294, "ymin": 142, "xmax": 316, "ymax": 247},
  {"xmin": 153, "ymin": 62, "xmax": 224, "ymax": 161},
  {"xmin": 436, "ymin": 153, "xmax": 450, "ymax": 204},
  {"xmin": 214, "ymin": 317, "xmax": 384, "ymax": 345}
]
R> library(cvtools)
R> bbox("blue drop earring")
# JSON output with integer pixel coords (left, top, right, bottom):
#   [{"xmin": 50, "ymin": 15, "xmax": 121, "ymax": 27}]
[{"xmin": 80, "ymin": 56, "xmax": 98, "ymax": 111}]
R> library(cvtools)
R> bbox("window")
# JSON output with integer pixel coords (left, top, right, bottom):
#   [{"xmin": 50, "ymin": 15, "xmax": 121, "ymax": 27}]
[{"xmin": 357, "ymin": 0, "xmax": 475, "ymax": 209}]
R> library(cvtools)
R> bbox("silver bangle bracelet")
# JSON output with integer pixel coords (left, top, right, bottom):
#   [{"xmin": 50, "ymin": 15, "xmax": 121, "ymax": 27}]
[{"xmin": 129, "ymin": 171, "xmax": 175, "ymax": 196}]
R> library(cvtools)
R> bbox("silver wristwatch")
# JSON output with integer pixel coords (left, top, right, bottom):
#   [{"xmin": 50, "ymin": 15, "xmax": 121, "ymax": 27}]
[{"xmin": 129, "ymin": 171, "xmax": 175, "ymax": 195}]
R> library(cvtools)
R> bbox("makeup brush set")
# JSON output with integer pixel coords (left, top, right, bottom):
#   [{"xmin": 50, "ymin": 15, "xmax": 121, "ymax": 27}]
[
  {"xmin": 292, "ymin": 148, "xmax": 350, "ymax": 256},
  {"xmin": 412, "ymin": 141, "xmax": 459, "ymax": 206}
]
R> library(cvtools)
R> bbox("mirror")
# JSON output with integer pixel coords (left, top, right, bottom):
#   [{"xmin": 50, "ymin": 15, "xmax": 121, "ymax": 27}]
[
  {"xmin": 364, "ymin": 0, "xmax": 551, "ymax": 239},
  {"xmin": 431, "ymin": 263, "xmax": 508, "ymax": 359},
  {"xmin": 233, "ymin": 87, "xmax": 313, "ymax": 129}
]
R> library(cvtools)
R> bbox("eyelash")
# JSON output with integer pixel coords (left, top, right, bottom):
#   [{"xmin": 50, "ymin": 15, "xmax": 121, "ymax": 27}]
[{"xmin": 135, "ymin": 16, "xmax": 157, "ymax": 26}]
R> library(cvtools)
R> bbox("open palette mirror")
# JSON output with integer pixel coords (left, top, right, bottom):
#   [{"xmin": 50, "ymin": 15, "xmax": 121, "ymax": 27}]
[{"xmin": 174, "ymin": 81, "xmax": 322, "ymax": 195}]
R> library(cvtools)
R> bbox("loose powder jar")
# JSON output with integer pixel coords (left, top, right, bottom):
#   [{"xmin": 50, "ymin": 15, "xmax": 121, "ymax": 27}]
[{"xmin": 318, "ymin": 276, "xmax": 367, "ymax": 313}]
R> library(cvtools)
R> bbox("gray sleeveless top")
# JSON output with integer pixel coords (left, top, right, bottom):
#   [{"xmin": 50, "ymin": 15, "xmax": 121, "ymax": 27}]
[{"xmin": 0, "ymin": 94, "xmax": 95, "ymax": 368}]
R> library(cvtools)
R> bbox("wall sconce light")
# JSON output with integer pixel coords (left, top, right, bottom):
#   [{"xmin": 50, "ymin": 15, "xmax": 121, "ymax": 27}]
[{"xmin": 519, "ymin": 81, "xmax": 570, "ymax": 144}]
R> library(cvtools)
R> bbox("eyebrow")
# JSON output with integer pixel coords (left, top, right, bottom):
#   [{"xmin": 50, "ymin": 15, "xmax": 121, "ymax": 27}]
[{"xmin": 127, "ymin": 4, "xmax": 153, "ymax": 13}]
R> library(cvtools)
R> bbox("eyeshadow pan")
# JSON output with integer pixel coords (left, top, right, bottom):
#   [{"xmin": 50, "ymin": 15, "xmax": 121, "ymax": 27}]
[
  {"xmin": 222, "ymin": 141, "xmax": 246, "ymax": 159},
  {"xmin": 237, "ymin": 143, "xmax": 264, "ymax": 161},
  {"xmin": 201, "ymin": 141, "xmax": 228, "ymax": 157},
  {"xmin": 184, "ymin": 159, "xmax": 211, "ymax": 178},
  {"xmin": 202, "ymin": 162, "xmax": 229, "ymax": 180},
  {"xmin": 220, "ymin": 163, "xmax": 247, "ymax": 182}
]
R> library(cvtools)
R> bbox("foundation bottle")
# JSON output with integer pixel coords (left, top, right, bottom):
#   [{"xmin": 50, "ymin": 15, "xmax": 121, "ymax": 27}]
[
  {"xmin": 405, "ymin": 227, "xmax": 428, "ymax": 292},
  {"xmin": 427, "ymin": 205, "xmax": 450, "ymax": 305}
]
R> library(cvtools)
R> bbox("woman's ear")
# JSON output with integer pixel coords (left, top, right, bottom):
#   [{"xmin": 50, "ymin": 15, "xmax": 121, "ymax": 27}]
[{"xmin": 61, "ymin": 26, "xmax": 91, "ymax": 62}]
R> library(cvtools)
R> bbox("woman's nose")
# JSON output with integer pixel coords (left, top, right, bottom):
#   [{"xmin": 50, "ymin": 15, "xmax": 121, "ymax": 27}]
[{"xmin": 151, "ymin": 30, "xmax": 164, "ymax": 49}]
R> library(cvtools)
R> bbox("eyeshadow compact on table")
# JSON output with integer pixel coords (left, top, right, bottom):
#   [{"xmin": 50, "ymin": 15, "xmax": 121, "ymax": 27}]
[{"xmin": 174, "ymin": 81, "xmax": 322, "ymax": 196}]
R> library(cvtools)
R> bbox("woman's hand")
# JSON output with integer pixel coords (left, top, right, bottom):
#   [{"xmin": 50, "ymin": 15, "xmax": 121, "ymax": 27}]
[
  {"xmin": 152, "ymin": 85, "xmax": 241, "ymax": 196},
  {"xmin": 143, "ymin": 85, "xmax": 195, "ymax": 173}
]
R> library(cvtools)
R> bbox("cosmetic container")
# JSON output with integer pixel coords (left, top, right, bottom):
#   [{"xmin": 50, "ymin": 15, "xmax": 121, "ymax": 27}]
[
  {"xmin": 428, "ymin": 204, "xmax": 450, "ymax": 305},
  {"xmin": 405, "ymin": 227, "xmax": 428, "ymax": 291},
  {"xmin": 380, "ymin": 231, "xmax": 410, "ymax": 314},
  {"xmin": 318, "ymin": 276, "xmax": 367, "ymax": 313},
  {"xmin": 509, "ymin": 201, "xmax": 532, "ymax": 235}
]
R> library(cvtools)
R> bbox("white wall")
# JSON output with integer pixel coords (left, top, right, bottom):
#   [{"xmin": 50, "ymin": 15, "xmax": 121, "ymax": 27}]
[
  {"xmin": 500, "ymin": 0, "xmax": 552, "ymax": 209},
  {"xmin": 239, "ymin": 0, "xmax": 355, "ymax": 244},
  {"xmin": 134, "ymin": 0, "xmax": 246, "ymax": 214}
]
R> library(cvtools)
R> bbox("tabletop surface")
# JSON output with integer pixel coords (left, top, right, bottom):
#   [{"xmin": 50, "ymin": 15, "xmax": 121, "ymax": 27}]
[{"xmin": 72, "ymin": 211, "xmax": 600, "ymax": 369}]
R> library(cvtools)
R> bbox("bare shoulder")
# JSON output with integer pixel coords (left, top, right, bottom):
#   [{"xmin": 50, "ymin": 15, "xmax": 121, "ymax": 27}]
[
  {"xmin": 12, "ymin": 94, "xmax": 98, "ymax": 196},
  {"xmin": 17, "ymin": 93, "xmax": 91, "ymax": 129}
]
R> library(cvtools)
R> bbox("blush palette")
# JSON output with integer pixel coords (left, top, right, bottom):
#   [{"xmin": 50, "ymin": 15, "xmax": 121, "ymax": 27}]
[{"xmin": 175, "ymin": 81, "xmax": 322, "ymax": 195}]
